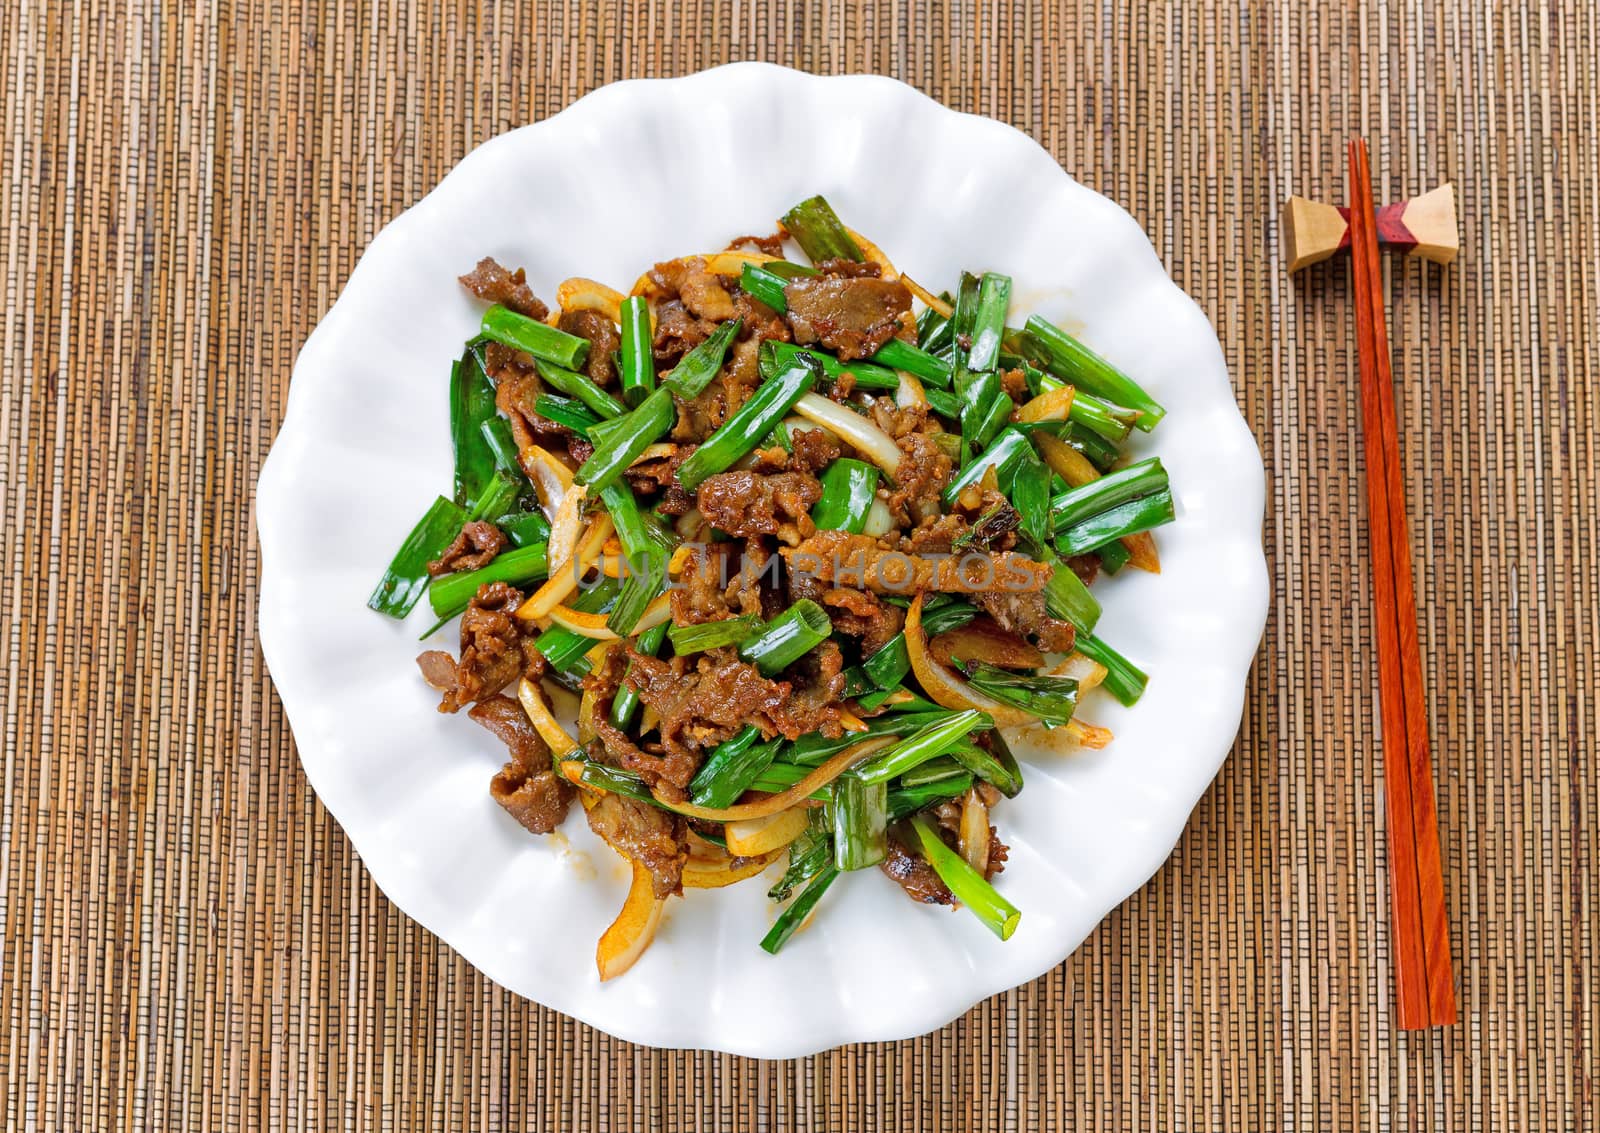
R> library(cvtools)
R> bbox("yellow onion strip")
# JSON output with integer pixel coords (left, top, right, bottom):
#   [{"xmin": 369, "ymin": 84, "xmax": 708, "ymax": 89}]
[
  {"xmin": 900, "ymin": 274, "xmax": 953, "ymax": 318},
  {"xmin": 1121, "ymin": 531, "xmax": 1161, "ymax": 573},
  {"xmin": 1016, "ymin": 385, "xmax": 1077, "ymax": 424},
  {"xmin": 725, "ymin": 807, "xmax": 812, "ymax": 857},
  {"xmin": 651, "ymin": 735, "xmax": 898, "ymax": 821},
  {"xmin": 1003, "ymin": 718, "xmax": 1113, "ymax": 752},
  {"xmin": 958, "ymin": 786, "xmax": 992, "ymax": 875},
  {"xmin": 895, "ymin": 369, "xmax": 930, "ymax": 411},
  {"xmin": 682, "ymin": 849, "xmax": 784, "ymax": 890},
  {"xmin": 516, "ymin": 511, "xmax": 614, "ymax": 622},
  {"xmin": 1049, "ymin": 651, "xmax": 1108, "ymax": 694},
  {"xmin": 519, "ymin": 445, "xmax": 577, "ymax": 518},
  {"xmin": 790, "ymin": 393, "xmax": 903, "ymax": 478},
  {"xmin": 549, "ymin": 592, "xmax": 672, "ymax": 640},
  {"xmin": 929, "ymin": 621, "xmax": 1045, "ymax": 670},
  {"xmin": 905, "ymin": 594, "xmax": 1035, "ymax": 727},
  {"xmin": 596, "ymin": 860, "xmax": 666, "ymax": 981},
  {"xmin": 517, "ymin": 677, "xmax": 580, "ymax": 758},
  {"xmin": 629, "ymin": 251, "xmax": 777, "ymax": 298},
  {"xmin": 556, "ymin": 277, "xmax": 625, "ymax": 323},
  {"xmin": 845, "ymin": 228, "xmax": 897, "ymax": 279}
]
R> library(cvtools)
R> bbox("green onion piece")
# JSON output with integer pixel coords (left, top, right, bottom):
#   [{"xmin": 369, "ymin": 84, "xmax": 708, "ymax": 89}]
[
  {"xmin": 367, "ymin": 495, "xmax": 469, "ymax": 618},
  {"xmin": 853, "ymin": 710, "xmax": 991, "ymax": 786},
  {"xmin": 532, "ymin": 577, "xmax": 621, "ymax": 675},
  {"xmin": 1056, "ymin": 489, "xmax": 1175, "ymax": 556},
  {"xmin": 1097, "ymin": 538, "xmax": 1132, "ymax": 575},
  {"xmin": 963, "ymin": 662, "xmax": 1079, "ymax": 726},
  {"xmin": 618, "ymin": 295, "xmax": 655, "ymax": 408},
  {"xmin": 674, "ymin": 357, "xmax": 820, "ymax": 492},
  {"xmin": 968, "ymin": 272, "xmax": 1012, "ymax": 372},
  {"xmin": 493, "ymin": 510, "xmax": 551, "ymax": 548},
  {"xmin": 1020, "ymin": 314, "xmax": 1164, "ymax": 431},
  {"xmin": 739, "ymin": 262, "xmax": 794, "ymax": 311},
  {"xmin": 1069, "ymin": 392, "xmax": 1138, "ymax": 444},
  {"xmin": 533, "ymin": 393, "xmax": 600, "ymax": 435},
  {"xmin": 1074, "ymin": 633, "xmax": 1150, "ymax": 707},
  {"xmin": 873, "ymin": 336, "xmax": 953, "ymax": 388},
  {"xmin": 1035, "ymin": 545, "xmax": 1102, "ymax": 634},
  {"xmin": 739, "ymin": 599, "xmax": 832, "ymax": 676},
  {"xmin": 767, "ymin": 823, "xmax": 834, "ymax": 901},
  {"xmin": 760, "ymin": 866, "xmax": 840, "ymax": 955},
  {"xmin": 781, "ymin": 195, "xmax": 864, "ymax": 263},
  {"xmin": 947, "ymin": 738, "xmax": 1024, "ymax": 798},
  {"xmin": 662, "ymin": 318, "xmax": 742, "ymax": 399},
  {"xmin": 573, "ymin": 386, "xmax": 675, "ymax": 496},
  {"xmin": 1050, "ymin": 457, "xmax": 1169, "ymax": 532},
  {"xmin": 480, "ymin": 416, "xmax": 525, "ymax": 478},
  {"xmin": 918, "ymin": 302, "xmax": 954, "ymax": 353},
  {"xmin": 810, "ymin": 459, "xmax": 881, "ymax": 534},
  {"xmin": 747, "ymin": 761, "xmax": 832, "ymax": 798},
  {"xmin": 481, "ymin": 304, "xmax": 591, "ymax": 371},
  {"xmin": 972, "ymin": 391, "xmax": 1015, "ymax": 450},
  {"xmin": 862, "ymin": 602, "xmax": 978, "ymax": 689},
  {"xmin": 468, "ymin": 471, "xmax": 524, "ymax": 524},
  {"xmin": 1065, "ymin": 421, "xmax": 1123, "ymax": 470},
  {"xmin": 942, "ymin": 427, "xmax": 1031, "ymax": 507},
  {"xmin": 667, "ymin": 614, "xmax": 762, "ymax": 655},
  {"xmin": 909, "ymin": 817, "xmax": 1020, "ymax": 940},
  {"xmin": 690, "ymin": 729, "xmax": 784, "ymax": 810},
  {"xmin": 779, "ymin": 711, "xmax": 952, "ymax": 767},
  {"xmin": 924, "ymin": 386, "xmax": 961, "ymax": 420},
  {"xmin": 1011, "ymin": 452, "xmax": 1052, "ymax": 546},
  {"xmin": 534, "ymin": 358, "xmax": 626, "ymax": 420},
  {"xmin": 609, "ymin": 620, "xmax": 669, "ymax": 729},
  {"xmin": 574, "ymin": 759, "xmax": 658, "ymax": 804},
  {"xmin": 898, "ymin": 755, "xmax": 967, "ymax": 788},
  {"xmin": 832, "ymin": 773, "xmax": 888, "ymax": 870},
  {"xmin": 763, "ymin": 340, "xmax": 899, "ymax": 391},
  {"xmin": 450, "ymin": 346, "xmax": 499, "ymax": 509},
  {"xmin": 839, "ymin": 665, "xmax": 874, "ymax": 699},
  {"xmin": 887, "ymin": 774, "xmax": 974, "ymax": 820}
]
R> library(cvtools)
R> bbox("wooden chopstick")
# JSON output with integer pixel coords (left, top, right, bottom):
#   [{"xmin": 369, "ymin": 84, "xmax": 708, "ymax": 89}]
[{"xmin": 1346, "ymin": 138, "xmax": 1457, "ymax": 1029}]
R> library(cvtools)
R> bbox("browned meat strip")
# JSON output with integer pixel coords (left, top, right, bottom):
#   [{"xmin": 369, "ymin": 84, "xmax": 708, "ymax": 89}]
[
  {"xmin": 653, "ymin": 299, "xmax": 717, "ymax": 367},
  {"xmin": 900, "ymin": 512, "xmax": 969, "ymax": 553},
  {"xmin": 814, "ymin": 258, "xmax": 884, "ymax": 279},
  {"xmin": 973, "ymin": 589, "xmax": 1077, "ymax": 654},
  {"xmin": 695, "ymin": 469, "xmax": 822, "ymax": 543},
  {"xmin": 870, "ymin": 402, "xmax": 953, "ymax": 524},
  {"xmin": 427, "ymin": 520, "xmax": 507, "ymax": 576},
  {"xmin": 725, "ymin": 232, "xmax": 786, "ymax": 256},
  {"xmin": 881, "ymin": 828, "xmax": 953, "ymax": 905},
  {"xmin": 783, "ymin": 274, "xmax": 912, "ymax": 360},
  {"xmin": 468, "ymin": 696, "xmax": 573, "ymax": 835},
  {"xmin": 670, "ymin": 544, "xmax": 735, "ymax": 625},
  {"xmin": 415, "ymin": 581, "xmax": 547, "ymax": 712},
  {"xmin": 787, "ymin": 427, "xmax": 841, "ymax": 474},
  {"xmin": 624, "ymin": 647, "xmax": 789, "ymax": 760},
  {"xmin": 581, "ymin": 648, "xmax": 700, "ymax": 796},
  {"xmin": 1066, "ymin": 554, "xmax": 1100, "ymax": 586},
  {"xmin": 584, "ymin": 791, "xmax": 689, "ymax": 899},
  {"xmin": 495, "ymin": 368, "xmax": 572, "ymax": 450},
  {"xmin": 731, "ymin": 289, "xmax": 792, "ymax": 346},
  {"xmin": 821, "ymin": 587, "xmax": 903, "ymax": 655},
  {"xmin": 557, "ymin": 308, "xmax": 621, "ymax": 387},
  {"xmin": 783, "ymin": 531, "xmax": 1051, "ymax": 596},
  {"xmin": 459, "ymin": 257, "xmax": 548, "ymax": 320},
  {"xmin": 999, "ymin": 366, "xmax": 1029, "ymax": 400},
  {"xmin": 765, "ymin": 641, "xmax": 846, "ymax": 738}
]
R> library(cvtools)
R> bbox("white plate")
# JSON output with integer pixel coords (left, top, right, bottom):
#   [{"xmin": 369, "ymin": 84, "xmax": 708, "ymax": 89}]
[{"xmin": 257, "ymin": 63, "xmax": 1267, "ymax": 1056}]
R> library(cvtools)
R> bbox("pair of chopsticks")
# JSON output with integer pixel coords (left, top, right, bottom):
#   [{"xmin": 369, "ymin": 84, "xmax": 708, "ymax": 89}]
[{"xmin": 1346, "ymin": 138, "xmax": 1456, "ymax": 1029}]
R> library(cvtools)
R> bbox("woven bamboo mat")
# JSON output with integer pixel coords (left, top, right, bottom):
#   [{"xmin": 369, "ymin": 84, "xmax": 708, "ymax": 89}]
[{"xmin": 3, "ymin": 1, "xmax": 1597, "ymax": 1128}]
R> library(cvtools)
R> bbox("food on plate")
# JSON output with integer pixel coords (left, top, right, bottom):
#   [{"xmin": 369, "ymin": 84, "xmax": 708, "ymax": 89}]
[{"xmin": 368, "ymin": 195, "xmax": 1173, "ymax": 978}]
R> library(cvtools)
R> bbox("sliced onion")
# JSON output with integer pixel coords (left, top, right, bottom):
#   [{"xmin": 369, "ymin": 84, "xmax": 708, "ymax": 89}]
[
  {"xmin": 652, "ymin": 735, "xmax": 898, "ymax": 821},
  {"xmin": 1122, "ymin": 531, "xmax": 1161, "ymax": 573},
  {"xmin": 577, "ymin": 648, "xmax": 613, "ymax": 745},
  {"xmin": 545, "ymin": 484, "xmax": 588, "ymax": 569},
  {"xmin": 682, "ymin": 849, "xmax": 784, "ymax": 889},
  {"xmin": 520, "ymin": 445, "xmax": 577, "ymax": 517},
  {"xmin": 1001, "ymin": 718, "xmax": 1114, "ymax": 752},
  {"xmin": 844, "ymin": 227, "xmax": 897, "ymax": 280},
  {"xmin": 518, "ymin": 677, "xmax": 580, "ymax": 758},
  {"xmin": 556, "ymin": 277, "xmax": 625, "ymax": 323},
  {"xmin": 899, "ymin": 274, "xmax": 953, "ymax": 318},
  {"xmin": 1049, "ymin": 651, "xmax": 1109, "ymax": 693},
  {"xmin": 958, "ymin": 786, "xmax": 992, "ymax": 875},
  {"xmin": 725, "ymin": 807, "xmax": 811, "ymax": 857},
  {"xmin": 628, "ymin": 442, "xmax": 680, "ymax": 466},
  {"xmin": 895, "ymin": 370, "xmax": 929, "ymax": 411},
  {"xmin": 674, "ymin": 507, "xmax": 708, "ymax": 541},
  {"xmin": 629, "ymin": 251, "xmax": 777, "ymax": 298},
  {"xmin": 1016, "ymin": 385, "xmax": 1077, "ymax": 424},
  {"xmin": 549, "ymin": 605, "xmax": 618, "ymax": 640},
  {"xmin": 836, "ymin": 709, "xmax": 869, "ymax": 733},
  {"xmin": 596, "ymin": 859, "xmax": 667, "ymax": 981},
  {"xmin": 516, "ymin": 510, "xmax": 614, "ymax": 621},
  {"xmin": 861, "ymin": 498, "xmax": 895, "ymax": 538},
  {"xmin": 790, "ymin": 393, "xmax": 903, "ymax": 478},
  {"xmin": 1033, "ymin": 431, "xmax": 1100, "ymax": 489},
  {"xmin": 905, "ymin": 594, "xmax": 1035, "ymax": 726},
  {"xmin": 639, "ymin": 704, "xmax": 660, "ymax": 735}
]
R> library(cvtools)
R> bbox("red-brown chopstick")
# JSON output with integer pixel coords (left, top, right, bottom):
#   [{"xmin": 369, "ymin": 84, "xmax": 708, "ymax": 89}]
[{"xmin": 1347, "ymin": 138, "xmax": 1457, "ymax": 1029}]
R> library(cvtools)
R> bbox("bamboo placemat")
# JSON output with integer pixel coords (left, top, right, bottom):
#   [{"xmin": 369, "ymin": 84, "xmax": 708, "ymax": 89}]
[{"xmin": 3, "ymin": 1, "xmax": 1597, "ymax": 1129}]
